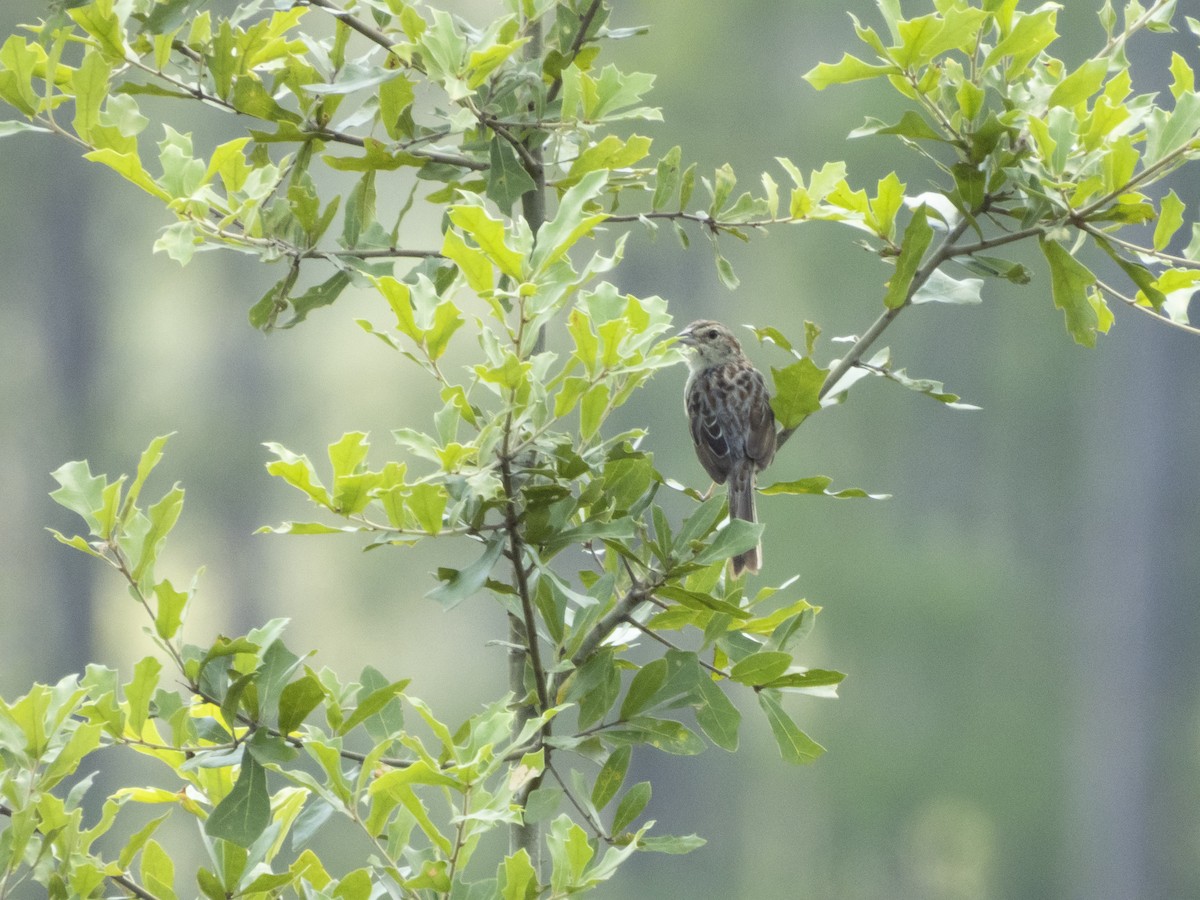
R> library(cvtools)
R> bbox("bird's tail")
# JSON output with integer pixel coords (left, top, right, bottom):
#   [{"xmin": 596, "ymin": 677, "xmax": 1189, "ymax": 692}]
[{"xmin": 728, "ymin": 462, "xmax": 761, "ymax": 576}]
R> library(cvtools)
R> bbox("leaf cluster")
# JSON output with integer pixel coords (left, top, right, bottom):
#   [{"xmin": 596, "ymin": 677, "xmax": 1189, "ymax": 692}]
[{"xmin": 5, "ymin": 0, "xmax": 1200, "ymax": 896}]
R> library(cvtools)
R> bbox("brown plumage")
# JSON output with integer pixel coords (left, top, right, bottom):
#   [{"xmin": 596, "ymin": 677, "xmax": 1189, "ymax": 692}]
[{"xmin": 677, "ymin": 320, "xmax": 776, "ymax": 575}]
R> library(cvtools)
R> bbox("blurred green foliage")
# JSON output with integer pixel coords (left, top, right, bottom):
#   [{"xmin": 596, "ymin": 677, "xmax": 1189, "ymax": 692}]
[{"xmin": 1, "ymin": 0, "xmax": 1200, "ymax": 898}]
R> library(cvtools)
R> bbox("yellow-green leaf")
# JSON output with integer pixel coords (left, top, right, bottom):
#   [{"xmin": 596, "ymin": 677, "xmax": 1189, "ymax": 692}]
[
  {"xmin": 803, "ymin": 53, "xmax": 898, "ymax": 90},
  {"xmin": 447, "ymin": 206, "xmax": 523, "ymax": 279},
  {"xmin": 1154, "ymin": 190, "xmax": 1186, "ymax": 251}
]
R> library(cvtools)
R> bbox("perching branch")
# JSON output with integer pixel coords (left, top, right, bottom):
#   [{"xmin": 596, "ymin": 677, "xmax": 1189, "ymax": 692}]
[{"xmin": 777, "ymin": 209, "xmax": 975, "ymax": 451}]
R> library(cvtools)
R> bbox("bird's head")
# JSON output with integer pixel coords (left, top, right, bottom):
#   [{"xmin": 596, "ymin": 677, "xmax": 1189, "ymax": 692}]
[{"xmin": 676, "ymin": 320, "xmax": 744, "ymax": 370}]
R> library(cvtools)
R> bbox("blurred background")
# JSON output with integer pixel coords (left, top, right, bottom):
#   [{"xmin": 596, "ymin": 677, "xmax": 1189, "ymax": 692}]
[{"xmin": 2, "ymin": 1, "xmax": 1199, "ymax": 898}]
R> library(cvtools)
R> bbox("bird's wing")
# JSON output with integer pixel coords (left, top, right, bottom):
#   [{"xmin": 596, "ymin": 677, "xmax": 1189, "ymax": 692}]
[
  {"xmin": 745, "ymin": 371, "xmax": 777, "ymax": 468},
  {"xmin": 688, "ymin": 381, "xmax": 733, "ymax": 483}
]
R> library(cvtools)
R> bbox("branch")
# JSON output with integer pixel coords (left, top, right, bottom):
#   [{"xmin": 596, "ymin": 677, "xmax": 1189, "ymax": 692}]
[
  {"xmin": 619, "ymin": 614, "xmax": 731, "ymax": 680},
  {"xmin": 545, "ymin": 757, "xmax": 614, "ymax": 844},
  {"xmin": 477, "ymin": 110, "xmax": 543, "ymax": 173},
  {"xmin": 546, "ymin": 0, "xmax": 604, "ymax": 104},
  {"xmin": 497, "ymin": 423, "xmax": 551, "ymax": 712},
  {"xmin": 0, "ymin": 805, "xmax": 157, "ymax": 900},
  {"xmin": 1096, "ymin": 0, "xmax": 1176, "ymax": 61},
  {"xmin": 305, "ymin": 0, "xmax": 405, "ymax": 61},
  {"xmin": 548, "ymin": 577, "xmax": 663, "ymax": 707},
  {"xmin": 1094, "ymin": 276, "xmax": 1200, "ymax": 337},
  {"xmin": 1077, "ymin": 224, "xmax": 1200, "ymax": 271},
  {"xmin": 777, "ymin": 210, "xmax": 975, "ymax": 450},
  {"xmin": 110, "ymin": 873, "xmax": 159, "ymax": 900},
  {"xmin": 301, "ymin": 245, "xmax": 444, "ymax": 261},
  {"xmin": 507, "ymin": 11, "xmax": 551, "ymax": 871}
]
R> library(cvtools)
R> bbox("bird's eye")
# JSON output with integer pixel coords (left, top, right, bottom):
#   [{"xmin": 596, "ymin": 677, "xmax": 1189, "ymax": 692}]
[{"xmin": 706, "ymin": 329, "xmax": 719, "ymax": 339}]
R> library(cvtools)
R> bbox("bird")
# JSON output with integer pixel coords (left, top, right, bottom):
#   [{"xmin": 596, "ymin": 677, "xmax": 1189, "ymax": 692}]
[{"xmin": 676, "ymin": 320, "xmax": 777, "ymax": 575}]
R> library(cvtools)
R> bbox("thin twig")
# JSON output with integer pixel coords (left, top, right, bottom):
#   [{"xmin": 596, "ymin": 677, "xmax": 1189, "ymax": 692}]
[
  {"xmin": 545, "ymin": 757, "xmax": 614, "ymax": 844},
  {"xmin": 305, "ymin": 0, "xmax": 404, "ymax": 60},
  {"xmin": 546, "ymin": 0, "xmax": 604, "ymax": 104},
  {"xmin": 0, "ymin": 805, "xmax": 158, "ymax": 900},
  {"xmin": 619, "ymin": 614, "xmax": 730, "ymax": 680},
  {"xmin": 1095, "ymin": 277, "xmax": 1200, "ymax": 336},
  {"xmin": 1078, "ymin": 221, "xmax": 1200, "ymax": 271},
  {"xmin": 498, "ymin": 419, "xmax": 551, "ymax": 715},
  {"xmin": 1096, "ymin": 0, "xmax": 1175, "ymax": 60},
  {"xmin": 778, "ymin": 210, "xmax": 975, "ymax": 450}
]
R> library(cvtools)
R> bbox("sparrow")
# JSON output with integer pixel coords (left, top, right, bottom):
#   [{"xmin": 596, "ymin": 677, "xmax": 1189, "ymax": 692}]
[{"xmin": 677, "ymin": 320, "xmax": 776, "ymax": 575}]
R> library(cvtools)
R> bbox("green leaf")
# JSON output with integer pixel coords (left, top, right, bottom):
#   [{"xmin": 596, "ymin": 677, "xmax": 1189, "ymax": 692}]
[
  {"xmin": 0, "ymin": 120, "xmax": 49, "ymax": 137},
  {"xmin": 530, "ymin": 169, "xmax": 609, "ymax": 273},
  {"xmin": 153, "ymin": 580, "xmax": 189, "ymax": 640},
  {"xmin": 49, "ymin": 459, "xmax": 106, "ymax": 533},
  {"xmin": 591, "ymin": 746, "xmax": 631, "ymax": 811},
  {"xmin": 885, "ymin": 206, "xmax": 934, "ymax": 308},
  {"xmin": 406, "ymin": 483, "xmax": 447, "ymax": 534},
  {"xmin": 1144, "ymin": 91, "xmax": 1200, "ymax": 165},
  {"xmin": 714, "ymin": 252, "xmax": 739, "ymax": 290},
  {"xmin": 0, "ymin": 36, "xmax": 40, "ymax": 115},
  {"xmin": 1168, "ymin": 50, "xmax": 1194, "ymax": 98},
  {"xmin": 442, "ymin": 227, "xmax": 493, "ymax": 293},
  {"xmin": 803, "ymin": 53, "xmax": 898, "ymax": 90},
  {"xmin": 282, "ymin": 271, "xmax": 352, "ymax": 328},
  {"xmin": 579, "ymin": 382, "xmax": 608, "ymax": 440},
  {"xmin": 427, "ymin": 533, "xmax": 506, "ymax": 608},
  {"xmin": 694, "ymin": 676, "xmax": 740, "ymax": 751},
  {"xmin": 983, "ymin": 6, "xmax": 1059, "ymax": 72},
  {"xmin": 547, "ymin": 816, "xmax": 594, "ymax": 894},
  {"xmin": 131, "ymin": 486, "xmax": 185, "ymax": 585},
  {"xmin": 126, "ymin": 656, "xmax": 162, "ymax": 736},
  {"xmin": 72, "ymin": 50, "xmax": 110, "ymax": 143},
  {"xmin": 68, "ymin": 3, "xmax": 126, "ymax": 61},
  {"xmin": 231, "ymin": 76, "xmax": 302, "ymax": 124},
  {"xmin": 638, "ymin": 834, "xmax": 707, "ymax": 854},
  {"xmin": 848, "ymin": 111, "xmax": 943, "ymax": 142},
  {"xmin": 206, "ymin": 754, "xmax": 271, "ymax": 848},
  {"xmin": 486, "ymin": 138, "xmax": 537, "ymax": 210},
  {"xmin": 655, "ymin": 584, "xmax": 749, "ymax": 619},
  {"xmin": 448, "ymin": 205, "xmax": 524, "ymax": 280},
  {"xmin": 1048, "ymin": 57, "xmax": 1107, "ymax": 109},
  {"xmin": 264, "ymin": 444, "xmax": 331, "ymax": 508},
  {"xmin": 769, "ymin": 357, "xmax": 827, "ymax": 429},
  {"xmin": 620, "ymin": 658, "xmax": 668, "ymax": 719},
  {"xmin": 1040, "ymin": 238, "xmax": 1099, "ymax": 346},
  {"xmin": 911, "ymin": 269, "xmax": 983, "ymax": 305},
  {"xmin": 277, "ymin": 675, "xmax": 325, "ymax": 734},
  {"xmin": 757, "ymin": 690, "xmax": 825, "ymax": 764},
  {"xmin": 652, "ymin": 145, "xmax": 682, "ymax": 211},
  {"xmin": 606, "ymin": 717, "xmax": 705, "ymax": 755},
  {"xmin": 762, "ymin": 668, "xmax": 845, "ymax": 694},
  {"xmin": 960, "ymin": 255, "xmax": 1031, "ymax": 284},
  {"xmin": 338, "ymin": 678, "xmax": 410, "ymax": 737},
  {"xmin": 565, "ymin": 134, "xmax": 652, "ymax": 186},
  {"xmin": 761, "ymin": 476, "xmax": 890, "ymax": 500},
  {"xmin": 730, "ymin": 651, "xmax": 792, "ymax": 686},
  {"xmin": 84, "ymin": 147, "xmax": 171, "ymax": 200},
  {"xmin": 501, "ymin": 849, "xmax": 538, "ymax": 900},
  {"xmin": 117, "ymin": 813, "xmax": 168, "ymax": 871},
  {"xmin": 1154, "ymin": 190, "xmax": 1187, "ymax": 251},
  {"xmin": 610, "ymin": 782, "xmax": 650, "ymax": 835},
  {"xmin": 378, "ymin": 72, "xmax": 416, "ymax": 140},
  {"xmin": 43, "ymin": 722, "xmax": 102, "ymax": 791},
  {"xmin": 693, "ymin": 519, "xmax": 761, "ymax": 568},
  {"xmin": 1092, "ymin": 234, "xmax": 1166, "ymax": 310},
  {"xmin": 141, "ymin": 839, "xmax": 178, "ymax": 900}
]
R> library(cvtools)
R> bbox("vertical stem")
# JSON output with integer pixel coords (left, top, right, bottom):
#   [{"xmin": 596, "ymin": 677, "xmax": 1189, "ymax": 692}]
[{"xmin": 509, "ymin": 8, "xmax": 548, "ymax": 872}]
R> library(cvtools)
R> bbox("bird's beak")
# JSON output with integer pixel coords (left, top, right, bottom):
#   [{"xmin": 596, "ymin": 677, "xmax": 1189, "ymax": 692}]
[{"xmin": 674, "ymin": 329, "xmax": 696, "ymax": 347}]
